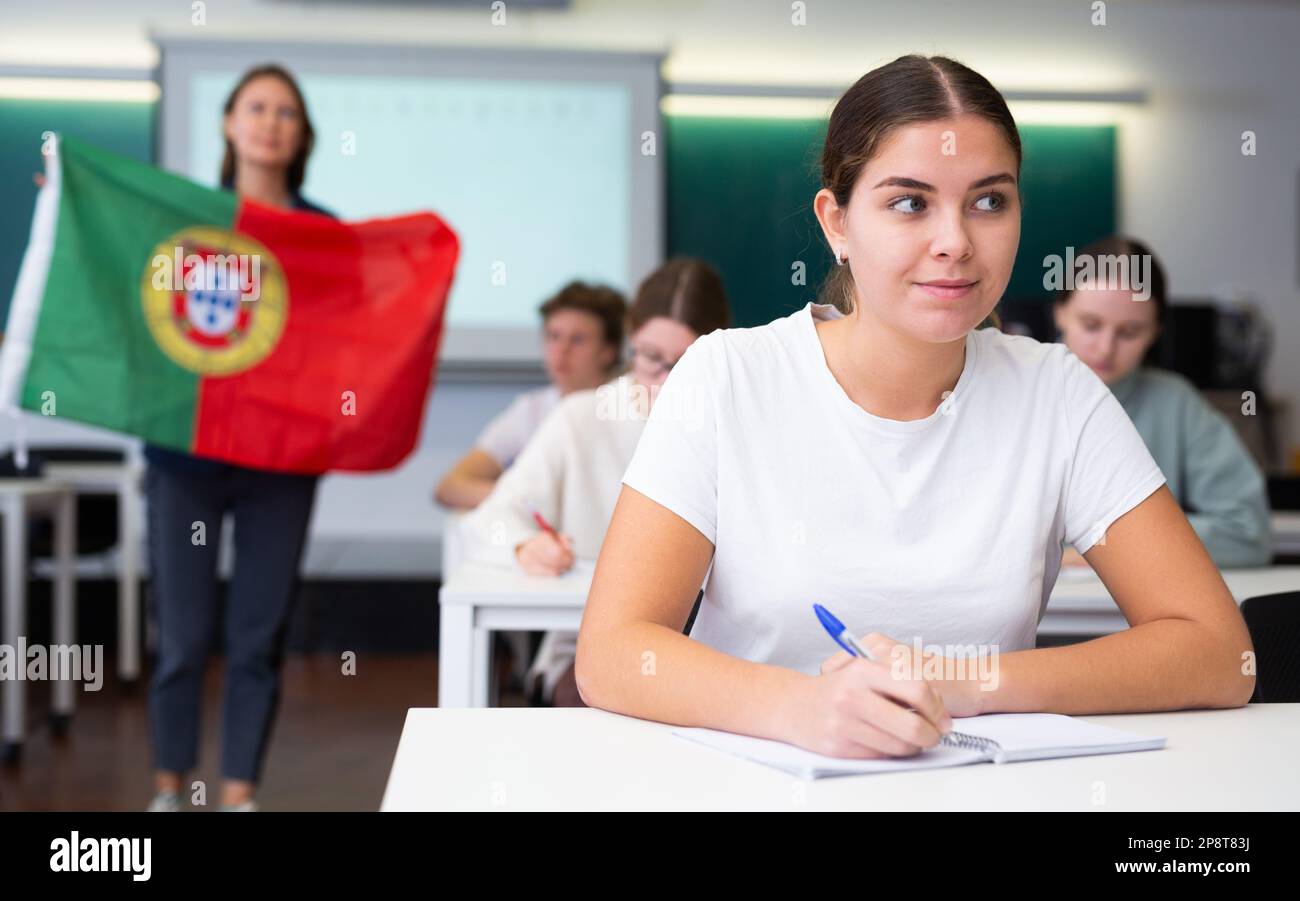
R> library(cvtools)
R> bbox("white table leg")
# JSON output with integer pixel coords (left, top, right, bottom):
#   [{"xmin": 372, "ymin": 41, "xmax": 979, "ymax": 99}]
[
  {"xmin": 438, "ymin": 602, "xmax": 474, "ymax": 708},
  {"xmin": 2, "ymin": 496, "xmax": 27, "ymax": 752},
  {"xmin": 118, "ymin": 473, "xmax": 140, "ymax": 681},
  {"xmin": 52, "ymin": 490, "xmax": 75, "ymax": 717}
]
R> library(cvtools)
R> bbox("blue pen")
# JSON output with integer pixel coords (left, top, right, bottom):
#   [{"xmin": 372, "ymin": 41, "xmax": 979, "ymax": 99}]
[
  {"xmin": 813, "ymin": 603, "xmax": 957, "ymax": 741},
  {"xmin": 813, "ymin": 603, "xmax": 877, "ymax": 662}
]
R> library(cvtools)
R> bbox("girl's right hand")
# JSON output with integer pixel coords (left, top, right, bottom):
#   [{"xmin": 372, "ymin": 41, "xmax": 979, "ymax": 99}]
[
  {"xmin": 515, "ymin": 530, "xmax": 575, "ymax": 577},
  {"xmin": 781, "ymin": 655, "xmax": 953, "ymax": 759},
  {"xmin": 34, "ymin": 140, "xmax": 55, "ymax": 187}
]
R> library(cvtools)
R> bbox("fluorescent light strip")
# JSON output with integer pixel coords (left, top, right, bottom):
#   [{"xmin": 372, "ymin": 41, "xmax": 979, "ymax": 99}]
[
  {"xmin": 662, "ymin": 94, "xmax": 835, "ymax": 120},
  {"xmin": 0, "ymin": 77, "xmax": 159, "ymax": 102},
  {"xmin": 0, "ymin": 75, "xmax": 1135, "ymax": 124},
  {"xmin": 664, "ymin": 82, "xmax": 1144, "ymax": 122},
  {"xmin": 665, "ymin": 97, "xmax": 1139, "ymax": 125}
]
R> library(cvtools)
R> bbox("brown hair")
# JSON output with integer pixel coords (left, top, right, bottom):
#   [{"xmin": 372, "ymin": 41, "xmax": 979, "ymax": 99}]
[
  {"xmin": 539, "ymin": 281, "xmax": 628, "ymax": 350},
  {"xmin": 818, "ymin": 55, "xmax": 1022, "ymax": 326},
  {"xmin": 220, "ymin": 64, "xmax": 315, "ymax": 193},
  {"xmin": 1054, "ymin": 235, "xmax": 1167, "ymax": 325},
  {"xmin": 628, "ymin": 257, "xmax": 732, "ymax": 338}
]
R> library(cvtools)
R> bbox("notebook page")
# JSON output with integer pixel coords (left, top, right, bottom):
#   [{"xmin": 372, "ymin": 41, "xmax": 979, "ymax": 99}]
[{"xmin": 950, "ymin": 713, "xmax": 1166, "ymax": 763}]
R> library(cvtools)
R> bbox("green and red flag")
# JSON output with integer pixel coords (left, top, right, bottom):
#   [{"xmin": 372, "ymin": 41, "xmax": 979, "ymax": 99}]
[{"xmin": 0, "ymin": 136, "xmax": 459, "ymax": 474}]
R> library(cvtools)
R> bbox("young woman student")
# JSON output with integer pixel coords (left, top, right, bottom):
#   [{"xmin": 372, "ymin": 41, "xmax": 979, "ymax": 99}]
[
  {"xmin": 574, "ymin": 55, "xmax": 1256, "ymax": 760},
  {"xmin": 434, "ymin": 283, "xmax": 627, "ymax": 510},
  {"xmin": 1054, "ymin": 235, "xmax": 1272, "ymax": 569},
  {"xmin": 461, "ymin": 258, "xmax": 731, "ymax": 706},
  {"xmin": 147, "ymin": 65, "xmax": 332, "ymax": 812}
]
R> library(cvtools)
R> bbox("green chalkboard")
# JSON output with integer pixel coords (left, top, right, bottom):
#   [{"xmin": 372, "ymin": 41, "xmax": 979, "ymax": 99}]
[
  {"xmin": 1012, "ymin": 125, "xmax": 1117, "ymax": 298},
  {"xmin": 0, "ymin": 99, "xmax": 155, "ymax": 324},
  {"xmin": 665, "ymin": 116, "xmax": 1116, "ymax": 328}
]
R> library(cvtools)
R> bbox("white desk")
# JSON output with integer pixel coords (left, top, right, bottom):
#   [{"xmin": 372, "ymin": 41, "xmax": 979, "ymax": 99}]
[
  {"xmin": 438, "ymin": 562, "xmax": 1300, "ymax": 708},
  {"xmin": 1, "ymin": 480, "xmax": 77, "ymax": 761},
  {"xmin": 40, "ymin": 462, "xmax": 143, "ymax": 682},
  {"xmin": 381, "ymin": 704, "xmax": 1300, "ymax": 811},
  {"xmin": 439, "ymin": 561, "xmax": 590, "ymax": 707},
  {"xmin": 1045, "ymin": 565, "xmax": 1300, "ymax": 634},
  {"xmin": 1274, "ymin": 512, "xmax": 1300, "ymax": 556}
]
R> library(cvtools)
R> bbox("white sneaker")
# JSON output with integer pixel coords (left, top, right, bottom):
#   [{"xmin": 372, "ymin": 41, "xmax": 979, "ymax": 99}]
[
  {"xmin": 146, "ymin": 791, "xmax": 182, "ymax": 812},
  {"xmin": 219, "ymin": 799, "xmax": 259, "ymax": 812}
]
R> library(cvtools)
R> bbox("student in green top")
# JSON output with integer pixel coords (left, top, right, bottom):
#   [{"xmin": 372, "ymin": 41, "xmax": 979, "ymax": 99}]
[{"xmin": 1054, "ymin": 235, "xmax": 1272, "ymax": 569}]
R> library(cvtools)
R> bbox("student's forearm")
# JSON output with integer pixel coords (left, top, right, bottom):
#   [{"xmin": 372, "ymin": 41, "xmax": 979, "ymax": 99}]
[
  {"xmin": 435, "ymin": 473, "xmax": 495, "ymax": 509},
  {"xmin": 576, "ymin": 621, "xmax": 810, "ymax": 741},
  {"xmin": 981, "ymin": 619, "xmax": 1254, "ymax": 715}
]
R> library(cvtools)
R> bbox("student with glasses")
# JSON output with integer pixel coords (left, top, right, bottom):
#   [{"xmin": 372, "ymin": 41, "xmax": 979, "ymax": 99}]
[{"xmin": 461, "ymin": 257, "xmax": 732, "ymax": 705}]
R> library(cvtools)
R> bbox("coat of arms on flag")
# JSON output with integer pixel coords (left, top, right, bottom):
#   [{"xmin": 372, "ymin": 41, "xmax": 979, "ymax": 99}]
[{"xmin": 142, "ymin": 227, "xmax": 288, "ymax": 376}]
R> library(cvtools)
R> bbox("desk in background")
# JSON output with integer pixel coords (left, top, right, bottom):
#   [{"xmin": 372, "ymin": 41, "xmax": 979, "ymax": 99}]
[
  {"xmin": 1273, "ymin": 512, "xmax": 1300, "ymax": 557},
  {"xmin": 1047, "ymin": 564, "xmax": 1300, "ymax": 633},
  {"xmin": 439, "ymin": 560, "xmax": 589, "ymax": 707},
  {"xmin": 1, "ymin": 480, "xmax": 78, "ymax": 761},
  {"xmin": 40, "ymin": 461, "xmax": 143, "ymax": 682},
  {"xmin": 437, "ymin": 563, "xmax": 1300, "ymax": 708},
  {"xmin": 381, "ymin": 705, "xmax": 1300, "ymax": 811}
]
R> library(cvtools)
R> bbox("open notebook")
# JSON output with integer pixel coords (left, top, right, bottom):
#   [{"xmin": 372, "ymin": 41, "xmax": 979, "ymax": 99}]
[{"xmin": 673, "ymin": 713, "xmax": 1165, "ymax": 780}]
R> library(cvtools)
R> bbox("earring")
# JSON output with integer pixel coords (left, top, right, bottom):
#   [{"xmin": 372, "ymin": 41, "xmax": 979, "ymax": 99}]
[{"xmin": 836, "ymin": 246, "xmax": 847, "ymax": 266}]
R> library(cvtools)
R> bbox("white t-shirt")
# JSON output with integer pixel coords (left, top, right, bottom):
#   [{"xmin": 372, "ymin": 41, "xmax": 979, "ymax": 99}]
[
  {"xmin": 475, "ymin": 385, "xmax": 562, "ymax": 469},
  {"xmin": 621, "ymin": 302, "xmax": 1167, "ymax": 674}
]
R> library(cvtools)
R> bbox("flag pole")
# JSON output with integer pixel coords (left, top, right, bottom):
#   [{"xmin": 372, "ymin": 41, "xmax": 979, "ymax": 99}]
[{"xmin": 0, "ymin": 133, "xmax": 61, "ymax": 472}]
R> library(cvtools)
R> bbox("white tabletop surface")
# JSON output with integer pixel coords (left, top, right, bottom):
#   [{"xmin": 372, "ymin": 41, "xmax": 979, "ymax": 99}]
[
  {"xmin": 442, "ymin": 560, "xmax": 1300, "ymax": 609},
  {"xmin": 440, "ymin": 559, "xmax": 597, "ymax": 606},
  {"xmin": 0, "ymin": 479, "xmax": 73, "ymax": 497},
  {"xmin": 381, "ymin": 704, "xmax": 1300, "ymax": 811},
  {"xmin": 40, "ymin": 461, "xmax": 135, "ymax": 477},
  {"xmin": 1274, "ymin": 512, "xmax": 1300, "ymax": 554},
  {"xmin": 1050, "ymin": 565, "xmax": 1300, "ymax": 607}
]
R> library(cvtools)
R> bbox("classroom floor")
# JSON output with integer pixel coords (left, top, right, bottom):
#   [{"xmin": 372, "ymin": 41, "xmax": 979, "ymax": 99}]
[{"xmin": 0, "ymin": 650, "xmax": 528, "ymax": 812}]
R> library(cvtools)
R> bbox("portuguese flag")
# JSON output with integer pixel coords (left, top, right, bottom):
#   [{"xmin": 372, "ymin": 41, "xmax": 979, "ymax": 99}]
[{"xmin": 0, "ymin": 136, "xmax": 459, "ymax": 474}]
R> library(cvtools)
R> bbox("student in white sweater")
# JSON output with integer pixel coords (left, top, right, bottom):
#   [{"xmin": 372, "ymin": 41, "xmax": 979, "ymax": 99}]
[
  {"xmin": 576, "ymin": 55, "xmax": 1254, "ymax": 761},
  {"xmin": 462, "ymin": 258, "xmax": 732, "ymax": 704}
]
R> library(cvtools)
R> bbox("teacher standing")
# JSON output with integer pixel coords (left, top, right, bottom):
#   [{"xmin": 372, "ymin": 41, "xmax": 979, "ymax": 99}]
[{"xmin": 147, "ymin": 64, "xmax": 332, "ymax": 812}]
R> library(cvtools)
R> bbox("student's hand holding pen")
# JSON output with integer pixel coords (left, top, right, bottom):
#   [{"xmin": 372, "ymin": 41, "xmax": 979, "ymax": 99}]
[
  {"xmin": 819, "ymin": 631, "xmax": 986, "ymax": 718},
  {"xmin": 779, "ymin": 646, "xmax": 954, "ymax": 760},
  {"xmin": 515, "ymin": 503, "xmax": 574, "ymax": 576},
  {"xmin": 777, "ymin": 609, "xmax": 964, "ymax": 759},
  {"xmin": 514, "ymin": 530, "xmax": 575, "ymax": 577}
]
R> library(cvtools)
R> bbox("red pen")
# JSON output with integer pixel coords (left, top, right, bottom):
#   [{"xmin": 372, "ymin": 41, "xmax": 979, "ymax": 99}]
[{"xmin": 525, "ymin": 502, "xmax": 561, "ymax": 541}]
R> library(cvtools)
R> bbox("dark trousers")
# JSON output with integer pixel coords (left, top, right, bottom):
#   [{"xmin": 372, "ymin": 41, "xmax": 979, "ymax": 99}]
[{"xmin": 145, "ymin": 462, "xmax": 318, "ymax": 784}]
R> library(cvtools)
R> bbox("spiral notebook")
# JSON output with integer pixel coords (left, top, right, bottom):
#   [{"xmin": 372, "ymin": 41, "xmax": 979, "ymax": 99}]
[{"xmin": 673, "ymin": 713, "xmax": 1166, "ymax": 780}]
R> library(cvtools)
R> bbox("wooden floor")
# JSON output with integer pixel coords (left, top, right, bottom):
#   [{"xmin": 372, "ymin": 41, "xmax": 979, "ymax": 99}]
[{"xmin": 0, "ymin": 651, "xmax": 526, "ymax": 812}]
